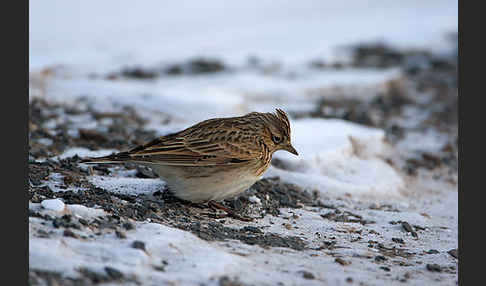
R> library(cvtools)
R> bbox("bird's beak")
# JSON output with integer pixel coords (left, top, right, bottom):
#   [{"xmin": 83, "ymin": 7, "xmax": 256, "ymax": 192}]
[{"xmin": 285, "ymin": 144, "xmax": 299, "ymax": 156}]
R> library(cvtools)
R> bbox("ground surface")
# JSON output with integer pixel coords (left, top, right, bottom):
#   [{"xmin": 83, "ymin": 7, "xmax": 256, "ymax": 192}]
[{"xmin": 29, "ymin": 2, "xmax": 457, "ymax": 285}]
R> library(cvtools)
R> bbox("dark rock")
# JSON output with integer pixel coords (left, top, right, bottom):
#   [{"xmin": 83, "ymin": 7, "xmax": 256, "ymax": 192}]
[
  {"xmin": 401, "ymin": 221, "xmax": 418, "ymax": 238},
  {"xmin": 218, "ymin": 275, "xmax": 245, "ymax": 286},
  {"xmin": 300, "ymin": 270, "xmax": 315, "ymax": 280},
  {"xmin": 392, "ymin": 238, "xmax": 405, "ymax": 244},
  {"xmin": 375, "ymin": 255, "xmax": 387, "ymax": 262},
  {"xmin": 335, "ymin": 258, "xmax": 351, "ymax": 266},
  {"xmin": 426, "ymin": 264, "xmax": 442, "ymax": 272},
  {"xmin": 115, "ymin": 229, "xmax": 127, "ymax": 239},
  {"xmin": 123, "ymin": 222, "xmax": 135, "ymax": 230},
  {"xmin": 78, "ymin": 267, "xmax": 110, "ymax": 283},
  {"xmin": 104, "ymin": 267, "xmax": 124, "ymax": 280},
  {"xmin": 120, "ymin": 67, "xmax": 158, "ymax": 79},
  {"xmin": 131, "ymin": 240, "xmax": 146, "ymax": 251},
  {"xmin": 63, "ymin": 229, "xmax": 79, "ymax": 239},
  {"xmin": 448, "ymin": 249, "xmax": 458, "ymax": 259}
]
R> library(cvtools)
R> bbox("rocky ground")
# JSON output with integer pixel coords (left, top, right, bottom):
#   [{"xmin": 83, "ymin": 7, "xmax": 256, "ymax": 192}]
[{"xmin": 29, "ymin": 41, "xmax": 457, "ymax": 286}]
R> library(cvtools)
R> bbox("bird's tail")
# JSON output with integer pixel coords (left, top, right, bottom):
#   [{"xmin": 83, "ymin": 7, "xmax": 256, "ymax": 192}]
[{"xmin": 80, "ymin": 152, "xmax": 131, "ymax": 164}]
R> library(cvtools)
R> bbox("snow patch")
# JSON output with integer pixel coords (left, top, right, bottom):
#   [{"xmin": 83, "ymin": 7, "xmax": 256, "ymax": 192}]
[
  {"xmin": 88, "ymin": 176, "xmax": 165, "ymax": 196},
  {"xmin": 41, "ymin": 199, "xmax": 66, "ymax": 212},
  {"xmin": 269, "ymin": 118, "xmax": 404, "ymax": 197},
  {"xmin": 55, "ymin": 147, "xmax": 118, "ymax": 161},
  {"xmin": 29, "ymin": 221, "xmax": 249, "ymax": 284}
]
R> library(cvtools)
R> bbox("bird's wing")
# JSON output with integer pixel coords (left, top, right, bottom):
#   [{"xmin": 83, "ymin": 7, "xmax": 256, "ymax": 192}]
[{"xmin": 125, "ymin": 126, "xmax": 264, "ymax": 166}]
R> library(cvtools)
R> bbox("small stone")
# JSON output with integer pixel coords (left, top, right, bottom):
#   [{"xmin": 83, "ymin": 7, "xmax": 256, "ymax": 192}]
[
  {"xmin": 131, "ymin": 240, "xmax": 146, "ymax": 251},
  {"xmin": 300, "ymin": 270, "xmax": 315, "ymax": 280},
  {"xmin": 401, "ymin": 221, "xmax": 418, "ymax": 238},
  {"xmin": 392, "ymin": 237, "xmax": 405, "ymax": 244},
  {"xmin": 426, "ymin": 249, "xmax": 439, "ymax": 254},
  {"xmin": 104, "ymin": 267, "xmax": 123, "ymax": 280},
  {"xmin": 284, "ymin": 223, "xmax": 293, "ymax": 230},
  {"xmin": 123, "ymin": 222, "xmax": 135, "ymax": 230},
  {"xmin": 448, "ymin": 249, "xmax": 458, "ymax": 259},
  {"xmin": 335, "ymin": 258, "xmax": 351, "ymax": 266},
  {"xmin": 115, "ymin": 230, "xmax": 127, "ymax": 239},
  {"xmin": 380, "ymin": 266, "xmax": 391, "ymax": 272},
  {"xmin": 374, "ymin": 255, "xmax": 387, "ymax": 262},
  {"xmin": 426, "ymin": 264, "xmax": 442, "ymax": 272},
  {"xmin": 78, "ymin": 267, "xmax": 107, "ymax": 283},
  {"xmin": 41, "ymin": 199, "xmax": 65, "ymax": 212},
  {"xmin": 37, "ymin": 229, "xmax": 50, "ymax": 238},
  {"xmin": 152, "ymin": 265, "xmax": 165, "ymax": 272},
  {"xmin": 63, "ymin": 229, "xmax": 79, "ymax": 239}
]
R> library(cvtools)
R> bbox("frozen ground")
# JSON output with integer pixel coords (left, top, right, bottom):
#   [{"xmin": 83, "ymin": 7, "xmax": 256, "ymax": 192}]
[{"xmin": 29, "ymin": 2, "xmax": 457, "ymax": 285}]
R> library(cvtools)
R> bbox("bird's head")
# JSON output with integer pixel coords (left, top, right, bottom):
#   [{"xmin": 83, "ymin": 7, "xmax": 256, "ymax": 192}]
[{"xmin": 259, "ymin": 108, "xmax": 298, "ymax": 156}]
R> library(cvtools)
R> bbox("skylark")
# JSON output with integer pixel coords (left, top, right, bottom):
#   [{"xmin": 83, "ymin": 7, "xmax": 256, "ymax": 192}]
[{"xmin": 82, "ymin": 108, "xmax": 298, "ymax": 204}]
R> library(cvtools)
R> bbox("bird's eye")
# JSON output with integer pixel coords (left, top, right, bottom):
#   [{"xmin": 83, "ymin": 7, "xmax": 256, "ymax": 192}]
[{"xmin": 272, "ymin": 135, "xmax": 282, "ymax": 144}]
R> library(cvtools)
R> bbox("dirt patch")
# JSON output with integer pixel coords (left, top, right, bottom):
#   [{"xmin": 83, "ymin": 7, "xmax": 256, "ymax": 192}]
[
  {"xmin": 29, "ymin": 98, "xmax": 163, "ymax": 160},
  {"xmin": 229, "ymin": 177, "xmax": 320, "ymax": 217},
  {"xmin": 185, "ymin": 221, "xmax": 307, "ymax": 251},
  {"xmin": 29, "ymin": 175, "xmax": 310, "ymax": 251},
  {"xmin": 320, "ymin": 209, "xmax": 375, "ymax": 225}
]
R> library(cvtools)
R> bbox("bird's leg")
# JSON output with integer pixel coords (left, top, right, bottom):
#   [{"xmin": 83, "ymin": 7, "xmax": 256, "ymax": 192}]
[{"xmin": 208, "ymin": 201, "xmax": 253, "ymax": 222}]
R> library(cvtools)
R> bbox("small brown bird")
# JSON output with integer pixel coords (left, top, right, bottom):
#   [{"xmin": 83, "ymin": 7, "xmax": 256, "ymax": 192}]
[{"xmin": 82, "ymin": 109, "xmax": 298, "ymax": 203}]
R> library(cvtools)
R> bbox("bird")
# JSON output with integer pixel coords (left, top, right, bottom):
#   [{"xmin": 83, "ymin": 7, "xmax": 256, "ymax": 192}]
[{"xmin": 81, "ymin": 108, "xmax": 298, "ymax": 204}]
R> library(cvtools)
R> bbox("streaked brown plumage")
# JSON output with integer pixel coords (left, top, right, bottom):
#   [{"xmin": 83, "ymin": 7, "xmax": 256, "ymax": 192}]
[{"xmin": 82, "ymin": 108, "xmax": 298, "ymax": 202}]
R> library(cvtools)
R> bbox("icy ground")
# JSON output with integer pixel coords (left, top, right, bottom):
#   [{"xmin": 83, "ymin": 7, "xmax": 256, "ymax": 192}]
[{"xmin": 29, "ymin": 1, "xmax": 457, "ymax": 285}]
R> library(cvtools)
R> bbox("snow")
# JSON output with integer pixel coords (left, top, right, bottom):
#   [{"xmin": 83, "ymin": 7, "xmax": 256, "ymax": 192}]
[
  {"xmin": 30, "ymin": 217, "xmax": 249, "ymax": 284},
  {"xmin": 30, "ymin": 202, "xmax": 106, "ymax": 219},
  {"xmin": 88, "ymin": 176, "xmax": 165, "ymax": 196},
  {"xmin": 267, "ymin": 118, "xmax": 404, "ymax": 197},
  {"xmin": 248, "ymin": 195, "xmax": 261, "ymax": 204},
  {"xmin": 54, "ymin": 147, "xmax": 118, "ymax": 161},
  {"xmin": 29, "ymin": 192, "xmax": 458, "ymax": 285},
  {"xmin": 41, "ymin": 199, "xmax": 66, "ymax": 212}
]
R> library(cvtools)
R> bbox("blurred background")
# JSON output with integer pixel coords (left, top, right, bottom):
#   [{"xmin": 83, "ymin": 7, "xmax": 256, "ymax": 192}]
[
  {"xmin": 30, "ymin": 0, "xmax": 457, "ymax": 71},
  {"xmin": 29, "ymin": 0, "xmax": 457, "ymax": 123}
]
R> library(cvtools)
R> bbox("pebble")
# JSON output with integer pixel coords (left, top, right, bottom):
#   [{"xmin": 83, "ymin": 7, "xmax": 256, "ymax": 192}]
[
  {"xmin": 300, "ymin": 270, "xmax": 315, "ymax": 280},
  {"xmin": 131, "ymin": 240, "xmax": 146, "ymax": 251},
  {"xmin": 426, "ymin": 263, "xmax": 442, "ymax": 272},
  {"xmin": 335, "ymin": 258, "xmax": 351, "ymax": 266},
  {"xmin": 41, "ymin": 199, "xmax": 65, "ymax": 212}
]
